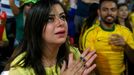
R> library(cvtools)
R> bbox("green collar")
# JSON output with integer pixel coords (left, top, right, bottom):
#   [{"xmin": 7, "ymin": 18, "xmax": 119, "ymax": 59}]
[{"xmin": 100, "ymin": 23, "xmax": 115, "ymax": 32}]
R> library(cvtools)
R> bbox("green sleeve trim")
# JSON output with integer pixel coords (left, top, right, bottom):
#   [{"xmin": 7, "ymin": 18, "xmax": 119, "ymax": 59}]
[{"xmin": 83, "ymin": 26, "xmax": 97, "ymax": 49}]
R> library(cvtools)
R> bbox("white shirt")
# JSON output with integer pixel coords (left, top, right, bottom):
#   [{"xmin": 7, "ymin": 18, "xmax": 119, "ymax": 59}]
[
  {"xmin": 1, "ymin": 71, "xmax": 9, "ymax": 75},
  {"xmin": 118, "ymin": 0, "xmax": 126, "ymax": 4},
  {"xmin": 0, "ymin": 0, "xmax": 20, "ymax": 17}
]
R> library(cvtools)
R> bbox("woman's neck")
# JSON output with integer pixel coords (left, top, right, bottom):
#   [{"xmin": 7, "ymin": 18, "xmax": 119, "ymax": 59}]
[
  {"xmin": 42, "ymin": 44, "xmax": 60, "ymax": 67},
  {"xmin": 118, "ymin": 18, "xmax": 125, "ymax": 26}
]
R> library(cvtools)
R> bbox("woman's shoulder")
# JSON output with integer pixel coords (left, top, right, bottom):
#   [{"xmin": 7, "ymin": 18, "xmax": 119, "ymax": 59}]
[
  {"xmin": 9, "ymin": 65, "xmax": 35, "ymax": 75},
  {"xmin": 9, "ymin": 52, "xmax": 35, "ymax": 75},
  {"xmin": 10, "ymin": 52, "xmax": 26, "ymax": 67}
]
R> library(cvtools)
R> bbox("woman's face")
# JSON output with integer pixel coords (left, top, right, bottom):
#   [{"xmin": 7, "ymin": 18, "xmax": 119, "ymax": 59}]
[
  {"xmin": 118, "ymin": 5, "xmax": 128, "ymax": 19},
  {"xmin": 42, "ymin": 4, "xmax": 68, "ymax": 45}
]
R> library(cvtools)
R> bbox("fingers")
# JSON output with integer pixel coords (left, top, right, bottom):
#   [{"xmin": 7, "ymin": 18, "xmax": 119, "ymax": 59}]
[
  {"xmin": 75, "ymin": 65, "xmax": 86, "ymax": 75},
  {"xmin": 85, "ymin": 53, "xmax": 97, "ymax": 68},
  {"xmin": 110, "ymin": 41, "xmax": 125, "ymax": 46},
  {"xmin": 81, "ymin": 48, "xmax": 90, "ymax": 59},
  {"xmin": 61, "ymin": 53, "xmax": 86, "ymax": 75},
  {"xmin": 68, "ymin": 53, "xmax": 74, "ymax": 68},
  {"xmin": 60, "ymin": 48, "xmax": 97, "ymax": 75},
  {"xmin": 83, "ymin": 64, "xmax": 96, "ymax": 75},
  {"xmin": 69, "ymin": 48, "xmax": 90, "ymax": 74},
  {"xmin": 73, "ymin": 61, "xmax": 85, "ymax": 74},
  {"xmin": 109, "ymin": 34, "xmax": 122, "ymax": 41},
  {"xmin": 61, "ymin": 60, "xmax": 66, "ymax": 73},
  {"xmin": 80, "ymin": 48, "xmax": 96, "ymax": 64},
  {"xmin": 109, "ymin": 34, "xmax": 125, "ymax": 46},
  {"xmin": 74, "ymin": 51, "xmax": 97, "ymax": 75},
  {"xmin": 80, "ymin": 51, "xmax": 97, "ymax": 75},
  {"xmin": 84, "ymin": 50, "xmax": 96, "ymax": 62},
  {"xmin": 74, "ymin": 49, "xmax": 96, "ymax": 74}
]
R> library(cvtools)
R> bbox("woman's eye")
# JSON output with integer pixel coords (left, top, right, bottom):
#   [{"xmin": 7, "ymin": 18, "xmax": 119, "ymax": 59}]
[
  {"xmin": 60, "ymin": 15, "xmax": 66, "ymax": 21},
  {"xmin": 48, "ymin": 17, "xmax": 54, "ymax": 23}
]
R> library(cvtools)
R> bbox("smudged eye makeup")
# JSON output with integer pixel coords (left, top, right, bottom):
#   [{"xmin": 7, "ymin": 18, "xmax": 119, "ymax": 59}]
[{"xmin": 47, "ymin": 13, "xmax": 66, "ymax": 23}]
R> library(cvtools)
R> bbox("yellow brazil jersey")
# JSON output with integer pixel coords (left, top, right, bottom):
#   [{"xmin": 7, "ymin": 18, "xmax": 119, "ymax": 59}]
[
  {"xmin": 81, "ymin": 24, "xmax": 134, "ymax": 75},
  {"xmin": 9, "ymin": 46, "xmax": 80, "ymax": 75},
  {"xmin": 79, "ymin": 18, "xmax": 100, "ymax": 50},
  {"xmin": 129, "ymin": 12, "xmax": 134, "ymax": 36}
]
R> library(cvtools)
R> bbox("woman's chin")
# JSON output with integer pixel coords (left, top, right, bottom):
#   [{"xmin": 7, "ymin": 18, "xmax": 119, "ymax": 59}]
[{"xmin": 56, "ymin": 38, "xmax": 66, "ymax": 44}]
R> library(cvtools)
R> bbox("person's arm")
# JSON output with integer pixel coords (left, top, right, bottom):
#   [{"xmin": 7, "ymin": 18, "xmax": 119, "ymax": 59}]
[
  {"xmin": 124, "ymin": 44, "xmax": 134, "ymax": 63},
  {"xmin": 9, "ymin": 0, "xmax": 20, "ymax": 16}
]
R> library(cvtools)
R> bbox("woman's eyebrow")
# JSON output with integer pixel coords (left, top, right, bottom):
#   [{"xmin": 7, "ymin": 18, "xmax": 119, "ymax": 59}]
[
  {"xmin": 49, "ymin": 12, "xmax": 65, "ymax": 16},
  {"xmin": 59, "ymin": 12, "xmax": 65, "ymax": 15}
]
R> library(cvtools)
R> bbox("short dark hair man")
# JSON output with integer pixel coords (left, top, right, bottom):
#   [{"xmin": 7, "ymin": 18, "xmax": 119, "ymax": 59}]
[{"xmin": 81, "ymin": 0, "xmax": 134, "ymax": 75}]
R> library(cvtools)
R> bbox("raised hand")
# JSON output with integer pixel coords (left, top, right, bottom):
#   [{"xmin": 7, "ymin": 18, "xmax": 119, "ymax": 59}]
[
  {"xmin": 61, "ymin": 48, "xmax": 97, "ymax": 75},
  {"xmin": 109, "ymin": 34, "xmax": 126, "ymax": 46}
]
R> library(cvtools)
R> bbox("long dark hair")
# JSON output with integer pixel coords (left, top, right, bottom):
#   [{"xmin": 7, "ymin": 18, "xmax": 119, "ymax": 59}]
[
  {"xmin": 8, "ymin": 0, "xmax": 69, "ymax": 75},
  {"xmin": 132, "ymin": 4, "xmax": 134, "ymax": 12},
  {"xmin": 83, "ymin": 3, "xmax": 99, "ymax": 32},
  {"xmin": 79, "ymin": 3, "xmax": 98, "ymax": 50}
]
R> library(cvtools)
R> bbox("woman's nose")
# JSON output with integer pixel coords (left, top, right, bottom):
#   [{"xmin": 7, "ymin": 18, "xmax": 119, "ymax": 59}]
[{"xmin": 55, "ymin": 17, "xmax": 64, "ymax": 26}]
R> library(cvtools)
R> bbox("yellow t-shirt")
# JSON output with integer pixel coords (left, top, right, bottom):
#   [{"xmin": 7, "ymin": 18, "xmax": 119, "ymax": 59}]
[
  {"xmin": 81, "ymin": 24, "xmax": 134, "ymax": 75},
  {"xmin": 9, "ymin": 46, "xmax": 80, "ymax": 75},
  {"xmin": 129, "ymin": 12, "xmax": 134, "ymax": 36},
  {"xmin": 79, "ymin": 19, "xmax": 100, "ymax": 50}
]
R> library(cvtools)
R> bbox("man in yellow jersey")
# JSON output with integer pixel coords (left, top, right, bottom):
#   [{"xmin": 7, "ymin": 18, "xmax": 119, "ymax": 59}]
[{"xmin": 81, "ymin": 0, "xmax": 134, "ymax": 75}]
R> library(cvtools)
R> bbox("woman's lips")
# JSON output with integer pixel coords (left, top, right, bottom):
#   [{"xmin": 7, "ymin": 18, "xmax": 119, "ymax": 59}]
[{"xmin": 55, "ymin": 30, "xmax": 66, "ymax": 37}]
